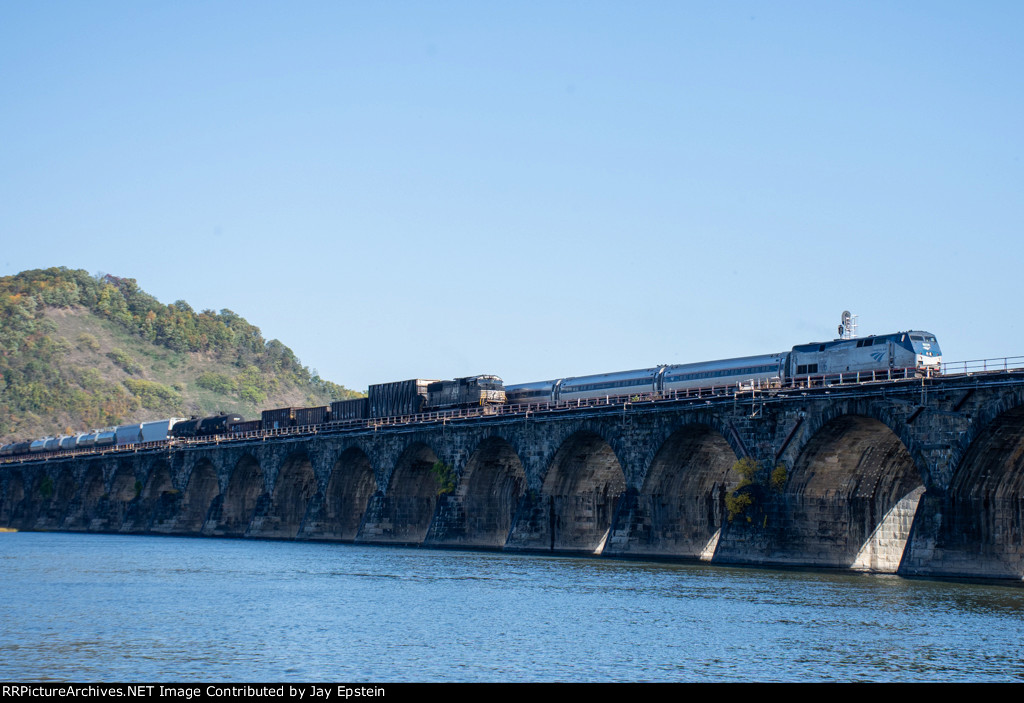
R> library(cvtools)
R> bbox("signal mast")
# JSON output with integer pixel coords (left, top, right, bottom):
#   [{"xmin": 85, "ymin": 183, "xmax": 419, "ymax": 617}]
[{"xmin": 838, "ymin": 310, "xmax": 858, "ymax": 340}]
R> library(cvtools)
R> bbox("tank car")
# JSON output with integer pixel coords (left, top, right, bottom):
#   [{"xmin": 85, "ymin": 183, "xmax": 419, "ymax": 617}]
[
  {"xmin": 170, "ymin": 418, "xmax": 201, "ymax": 438},
  {"xmin": 198, "ymin": 413, "xmax": 244, "ymax": 435},
  {"xmin": 76, "ymin": 432, "xmax": 98, "ymax": 448},
  {"xmin": 171, "ymin": 414, "xmax": 244, "ymax": 438}
]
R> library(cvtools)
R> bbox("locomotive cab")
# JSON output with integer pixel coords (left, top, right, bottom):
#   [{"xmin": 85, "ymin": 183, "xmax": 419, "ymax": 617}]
[{"xmin": 906, "ymin": 331, "xmax": 942, "ymax": 369}]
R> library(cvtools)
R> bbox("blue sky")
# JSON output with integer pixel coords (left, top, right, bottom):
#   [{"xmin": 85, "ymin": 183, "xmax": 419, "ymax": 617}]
[{"xmin": 2, "ymin": 2, "xmax": 1021, "ymax": 391}]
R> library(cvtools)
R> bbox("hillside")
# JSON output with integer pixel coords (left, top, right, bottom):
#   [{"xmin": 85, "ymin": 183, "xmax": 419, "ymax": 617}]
[{"xmin": 0, "ymin": 268, "xmax": 361, "ymax": 442}]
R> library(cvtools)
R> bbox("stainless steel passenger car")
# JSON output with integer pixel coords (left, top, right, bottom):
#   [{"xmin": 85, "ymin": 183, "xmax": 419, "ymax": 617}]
[
  {"xmin": 661, "ymin": 353, "xmax": 787, "ymax": 393},
  {"xmin": 504, "ymin": 379, "xmax": 558, "ymax": 405},
  {"xmin": 508, "ymin": 354, "xmax": 786, "ymax": 404},
  {"xmin": 557, "ymin": 368, "xmax": 660, "ymax": 402}
]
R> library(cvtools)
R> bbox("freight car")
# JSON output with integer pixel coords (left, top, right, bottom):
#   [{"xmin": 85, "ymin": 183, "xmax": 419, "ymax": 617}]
[
  {"xmin": 171, "ymin": 413, "xmax": 245, "ymax": 438},
  {"xmin": 368, "ymin": 379, "xmax": 436, "ymax": 418},
  {"xmin": 330, "ymin": 397, "xmax": 369, "ymax": 422}
]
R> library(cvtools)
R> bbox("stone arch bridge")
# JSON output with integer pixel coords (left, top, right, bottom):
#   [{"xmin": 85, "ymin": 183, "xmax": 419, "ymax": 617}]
[{"xmin": 3, "ymin": 372, "xmax": 1024, "ymax": 581}]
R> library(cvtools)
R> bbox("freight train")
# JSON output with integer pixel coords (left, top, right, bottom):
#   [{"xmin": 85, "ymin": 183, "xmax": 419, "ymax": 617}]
[
  {"xmin": 0, "ymin": 330, "xmax": 941, "ymax": 458},
  {"xmin": 0, "ymin": 375, "xmax": 510, "ymax": 456}
]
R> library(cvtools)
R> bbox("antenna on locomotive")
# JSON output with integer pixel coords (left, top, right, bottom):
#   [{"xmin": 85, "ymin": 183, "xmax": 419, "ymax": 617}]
[{"xmin": 838, "ymin": 310, "xmax": 858, "ymax": 340}]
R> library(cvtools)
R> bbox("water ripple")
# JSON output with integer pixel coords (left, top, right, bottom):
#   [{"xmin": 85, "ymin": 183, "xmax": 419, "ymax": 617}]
[{"xmin": 0, "ymin": 532, "xmax": 1021, "ymax": 682}]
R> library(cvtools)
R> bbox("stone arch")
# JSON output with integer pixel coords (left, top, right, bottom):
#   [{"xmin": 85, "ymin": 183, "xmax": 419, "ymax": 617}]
[
  {"xmin": 12, "ymin": 471, "xmax": 50, "ymax": 530},
  {"xmin": 628, "ymin": 423, "xmax": 739, "ymax": 557},
  {"xmin": 783, "ymin": 413, "xmax": 924, "ymax": 570},
  {"xmin": 109, "ymin": 463, "xmax": 138, "ymax": 502},
  {"xmin": 93, "ymin": 462, "xmax": 139, "ymax": 531},
  {"xmin": 306, "ymin": 447, "xmax": 377, "ymax": 541},
  {"xmin": 783, "ymin": 400, "xmax": 928, "ymax": 485},
  {"xmin": 176, "ymin": 459, "xmax": 219, "ymax": 535},
  {"xmin": 121, "ymin": 460, "xmax": 174, "ymax": 533},
  {"xmin": 210, "ymin": 454, "xmax": 265, "ymax": 537},
  {"xmin": 250, "ymin": 451, "xmax": 318, "ymax": 539},
  {"xmin": 638, "ymin": 412, "xmax": 749, "ymax": 481},
  {"xmin": 538, "ymin": 422, "xmax": 631, "ymax": 483},
  {"xmin": 0, "ymin": 471, "xmax": 26, "ymax": 528},
  {"xmin": 64, "ymin": 464, "xmax": 107, "ymax": 531},
  {"xmin": 542, "ymin": 430, "xmax": 627, "ymax": 552},
  {"xmin": 53, "ymin": 470, "xmax": 78, "ymax": 504},
  {"xmin": 370, "ymin": 442, "xmax": 441, "ymax": 544},
  {"xmin": 140, "ymin": 461, "xmax": 174, "ymax": 499},
  {"xmin": 458, "ymin": 436, "xmax": 527, "ymax": 547},
  {"xmin": 940, "ymin": 388, "xmax": 1024, "ymax": 490},
  {"xmin": 37, "ymin": 469, "xmax": 78, "ymax": 530},
  {"xmin": 932, "ymin": 405, "xmax": 1024, "ymax": 577}
]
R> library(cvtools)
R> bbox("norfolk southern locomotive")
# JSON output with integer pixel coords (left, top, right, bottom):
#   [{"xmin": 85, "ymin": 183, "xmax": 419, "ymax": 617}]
[{"xmin": 0, "ymin": 329, "xmax": 941, "ymax": 458}]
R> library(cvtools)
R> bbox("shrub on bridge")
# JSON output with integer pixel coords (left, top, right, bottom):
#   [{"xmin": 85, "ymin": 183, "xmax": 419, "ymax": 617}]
[
  {"xmin": 726, "ymin": 458, "xmax": 788, "ymax": 523},
  {"xmin": 38, "ymin": 476, "xmax": 54, "ymax": 500},
  {"xmin": 431, "ymin": 461, "xmax": 456, "ymax": 496}
]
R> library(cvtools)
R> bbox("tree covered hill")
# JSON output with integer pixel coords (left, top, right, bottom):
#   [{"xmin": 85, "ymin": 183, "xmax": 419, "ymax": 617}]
[{"xmin": 0, "ymin": 267, "xmax": 361, "ymax": 442}]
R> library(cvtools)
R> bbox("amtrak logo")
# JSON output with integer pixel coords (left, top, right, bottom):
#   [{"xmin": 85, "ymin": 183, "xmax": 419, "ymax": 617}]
[{"xmin": 870, "ymin": 351, "xmax": 886, "ymax": 363}]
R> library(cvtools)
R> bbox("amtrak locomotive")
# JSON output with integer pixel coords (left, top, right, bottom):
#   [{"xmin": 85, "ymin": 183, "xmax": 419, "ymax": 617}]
[{"xmin": 504, "ymin": 330, "xmax": 942, "ymax": 404}]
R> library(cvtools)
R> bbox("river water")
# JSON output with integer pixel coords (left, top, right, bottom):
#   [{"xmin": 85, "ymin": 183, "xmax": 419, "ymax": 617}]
[{"xmin": 0, "ymin": 532, "xmax": 1021, "ymax": 682}]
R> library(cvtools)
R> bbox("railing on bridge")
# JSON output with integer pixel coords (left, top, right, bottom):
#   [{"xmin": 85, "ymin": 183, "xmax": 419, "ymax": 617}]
[{"xmin": 942, "ymin": 356, "xmax": 1024, "ymax": 375}]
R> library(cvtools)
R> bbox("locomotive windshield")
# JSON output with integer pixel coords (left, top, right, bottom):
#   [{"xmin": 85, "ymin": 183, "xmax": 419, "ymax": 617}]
[{"xmin": 909, "ymin": 333, "xmax": 941, "ymax": 357}]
